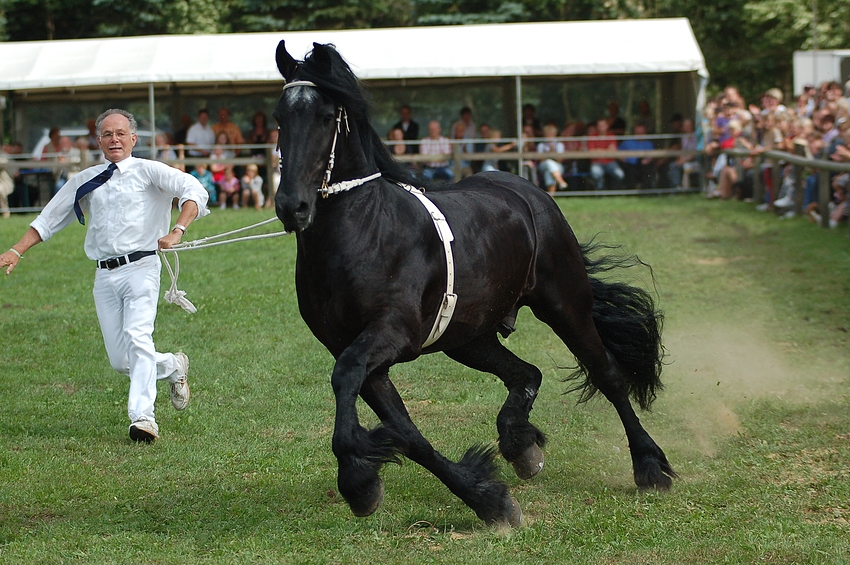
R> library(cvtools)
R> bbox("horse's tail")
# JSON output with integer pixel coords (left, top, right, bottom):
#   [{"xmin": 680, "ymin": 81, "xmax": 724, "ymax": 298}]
[{"xmin": 566, "ymin": 240, "xmax": 665, "ymax": 411}]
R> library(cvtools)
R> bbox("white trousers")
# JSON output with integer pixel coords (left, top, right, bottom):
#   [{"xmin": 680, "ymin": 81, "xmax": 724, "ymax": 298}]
[{"xmin": 92, "ymin": 254, "xmax": 180, "ymax": 424}]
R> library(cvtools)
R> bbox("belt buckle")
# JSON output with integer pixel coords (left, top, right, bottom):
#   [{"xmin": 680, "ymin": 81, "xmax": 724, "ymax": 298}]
[{"xmin": 105, "ymin": 257, "xmax": 121, "ymax": 270}]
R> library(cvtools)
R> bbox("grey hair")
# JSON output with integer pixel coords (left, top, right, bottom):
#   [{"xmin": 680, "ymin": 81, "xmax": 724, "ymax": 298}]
[{"xmin": 95, "ymin": 109, "xmax": 137, "ymax": 135}]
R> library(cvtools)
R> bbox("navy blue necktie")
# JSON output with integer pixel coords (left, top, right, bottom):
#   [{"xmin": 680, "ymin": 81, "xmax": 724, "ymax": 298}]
[{"xmin": 74, "ymin": 163, "xmax": 117, "ymax": 225}]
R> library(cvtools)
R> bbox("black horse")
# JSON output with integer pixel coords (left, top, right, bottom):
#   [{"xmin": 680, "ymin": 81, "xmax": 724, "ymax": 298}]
[{"xmin": 272, "ymin": 41, "xmax": 675, "ymax": 527}]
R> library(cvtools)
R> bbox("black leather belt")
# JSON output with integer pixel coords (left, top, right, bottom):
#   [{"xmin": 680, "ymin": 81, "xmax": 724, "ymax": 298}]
[{"xmin": 96, "ymin": 250, "xmax": 156, "ymax": 270}]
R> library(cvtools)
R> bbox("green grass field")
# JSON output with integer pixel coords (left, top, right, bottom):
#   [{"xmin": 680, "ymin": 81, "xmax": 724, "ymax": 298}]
[{"xmin": 1, "ymin": 195, "xmax": 848, "ymax": 564}]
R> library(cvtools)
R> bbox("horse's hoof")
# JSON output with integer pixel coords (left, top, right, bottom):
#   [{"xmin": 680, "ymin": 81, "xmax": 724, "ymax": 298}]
[
  {"xmin": 349, "ymin": 479, "xmax": 385, "ymax": 517},
  {"xmin": 487, "ymin": 496, "xmax": 522, "ymax": 529},
  {"xmin": 511, "ymin": 443, "xmax": 544, "ymax": 480}
]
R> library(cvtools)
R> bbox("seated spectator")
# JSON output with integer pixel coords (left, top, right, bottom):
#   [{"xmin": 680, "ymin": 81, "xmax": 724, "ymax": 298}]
[
  {"xmin": 521, "ymin": 124, "xmax": 539, "ymax": 185},
  {"xmin": 387, "ymin": 127, "xmax": 407, "ymax": 157},
  {"xmin": 707, "ymin": 119, "xmax": 753, "ymax": 200},
  {"xmin": 241, "ymin": 163, "xmax": 264, "ymax": 210},
  {"xmin": 419, "ymin": 121, "xmax": 453, "ymax": 182},
  {"xmin": 471, "ymin": 123, "xmax": 492, "ymax": 174},
  {"xmin": 155, "ymin": 133, "xmax": 177, "ymax": 162},
  {"xmin": 40, "ymin": 127, "xmax": 61, "ymax": 160},
  {"xmin": 54, "ymin": 136, "xmax": 82, "ymax": 194},
  {"xmin": 587, "ymin": 118, "xmax": 624, "ymax": 190},
  {"xmin": 217, "ymin": 166, "xmax": 241, "ymax": 209},
  {"xmin": 452, "ymin": 120, "xmax": 473, "ymax": 178},
  {"xmin": 618, "ymin": 124, "xmax": 656, "ymax": 189},
  {"xmin": 209, "ymin": 132, "xmax": 234, "ymax": 184},
  {"xmin": 191, "ymin": 162, "xmax": 217, "ymax": 205},
  {"xmin": 484, "ymin": 129, "xmax": 517, "ymax": 173},
  {"xmin": 536, "ymin": 123, "xmax": 568, "ymax": 193},
  {"xmin": 0, "ymin": 152, "xmax": 13, "ymax": 218}
]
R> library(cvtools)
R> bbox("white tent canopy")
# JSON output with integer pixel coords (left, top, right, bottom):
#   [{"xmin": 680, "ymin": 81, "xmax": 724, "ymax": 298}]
[{"xmin": 0, "ymin": 19, "xmax": 707, "ymax": 91}]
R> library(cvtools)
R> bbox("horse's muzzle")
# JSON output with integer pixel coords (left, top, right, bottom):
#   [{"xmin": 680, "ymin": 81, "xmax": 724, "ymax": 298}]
[{"xmin": 276, "ymin": 197, "xmax": 314, "ymax": 233}]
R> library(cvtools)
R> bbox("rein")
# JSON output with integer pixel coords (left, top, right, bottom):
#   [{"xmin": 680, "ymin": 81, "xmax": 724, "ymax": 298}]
[{"xmin": 158, "ymin": 217, "xmax": 290, "ymax": 313}]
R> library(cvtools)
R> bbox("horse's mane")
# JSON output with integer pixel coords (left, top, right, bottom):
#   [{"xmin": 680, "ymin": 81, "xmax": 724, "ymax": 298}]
[{"xmin": 297, "ymin": 45, "xmax": 415, "ymax": 186}]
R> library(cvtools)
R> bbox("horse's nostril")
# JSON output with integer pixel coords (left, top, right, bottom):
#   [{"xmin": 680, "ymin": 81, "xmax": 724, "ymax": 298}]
[{"xmin": 295, "ymin": 202, "xmax": 310, "ymax": 219}]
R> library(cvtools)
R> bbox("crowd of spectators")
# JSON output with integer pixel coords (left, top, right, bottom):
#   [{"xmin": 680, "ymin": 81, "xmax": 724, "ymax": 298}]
[
  {"xmin": 3, "ymin": 87, "xmax": 849, "ymax": 231},
  {"xmin": 701, "ymin": 82, "xmax": 850, "ymax": 228},
  {"xmin": 0, "ymin": 106, "xmax": 280, "ymax": 215},
  {"xmin": 382, "ymin": 102, "xmax": 701, "ymax": 194}
]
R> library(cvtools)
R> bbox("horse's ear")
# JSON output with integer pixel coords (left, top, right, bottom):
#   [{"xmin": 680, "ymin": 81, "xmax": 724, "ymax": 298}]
[
  {"xmin": 276, "ymin": 40, "xmax": 298, "ymax": 81},
  {"xmin": 311, "ymin": 42, "xmax": 334, "ymax": 73}
]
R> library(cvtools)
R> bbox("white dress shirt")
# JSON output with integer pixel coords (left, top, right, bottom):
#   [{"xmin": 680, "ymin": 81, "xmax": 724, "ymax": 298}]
[
  {"xmin": 31, "ymin": 156, "xmax": 210, "ymax": 261},
  {"xmin": 185, "ymin": 122, "xmax": 216, "ymax": 156}
]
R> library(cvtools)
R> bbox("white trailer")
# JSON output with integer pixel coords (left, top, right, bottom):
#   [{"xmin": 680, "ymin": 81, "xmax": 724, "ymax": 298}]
[{"xmin": 793, "ymin": 49, "xmax": 850, "ymax": 95}]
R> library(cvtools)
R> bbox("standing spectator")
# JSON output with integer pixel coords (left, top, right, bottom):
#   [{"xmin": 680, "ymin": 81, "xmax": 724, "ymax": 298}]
[
  {"xmin": 241, "ymin": 163, "xmax": 264, "ymax": 210},
  {"xmin": 185, "ymin": 109, "xmax": 215, "ymax": 158},
  {"xmin": 606, "ymin": 101, "xmax": 627, "ymax": 136},
  {"xmin": 212, "ymin": 107, "xmax": 244, "ymax": 154},
  {"xmin": 173, "ymin": 115, "xmax": 192, "ymax": 145},
  {"xmin": 588, "ymin": 118, "xmax": 624, "ymax": 190},
  {"xmin": 522, "ymin": 104, "xmax": 541, "ymax": 137},
  {"xmin": 392, "ymin": 105, "xmax": 420, "ymax": 154},
  {"xmin": 634, "ymin": 100, "xmax": 655, "ymax": 134},
  {"xmin": 0, "ymin": 108, "xmax": 209, "ymax": 443},
  {"xmin": 419, "ymin": 120, "xmax": 453, "ymax": 182},
  {"xmin": 618, "ymin": 124, "xmax": 656, "ymax": 189},
  {"xmin": 536, "ymin": 123, "xmax": 568, "ymax": 193},
  {"xmin": 245, "ymin": 111, "xmax": 271, "ymax": 158}
]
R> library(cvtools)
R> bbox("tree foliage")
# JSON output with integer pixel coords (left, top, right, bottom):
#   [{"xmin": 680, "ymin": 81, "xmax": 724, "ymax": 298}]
[{"xmin": 1, "ymin": 0, "xmax": 849, "ymax": 101}]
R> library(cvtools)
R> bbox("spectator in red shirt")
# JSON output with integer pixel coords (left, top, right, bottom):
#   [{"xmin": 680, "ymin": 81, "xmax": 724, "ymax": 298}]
[{"xmin": 588, "ymin": 118, "xmax": 624, "ymax": 190}]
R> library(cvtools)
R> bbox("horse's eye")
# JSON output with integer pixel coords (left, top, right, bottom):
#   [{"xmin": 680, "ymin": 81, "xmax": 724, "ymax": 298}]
[{"xmin": 323, "ymin": 113, "xmax": 334, "ymax": 126}]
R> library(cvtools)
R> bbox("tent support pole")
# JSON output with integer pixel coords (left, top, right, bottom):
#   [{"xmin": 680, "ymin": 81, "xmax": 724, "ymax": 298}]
[
  {"xmin": 515, "ymin": 75, "xmax": 523, "ymax": 177},
  {"xmin": 148, "ymin": 82, "xmax": 156, "ymax": 156}
]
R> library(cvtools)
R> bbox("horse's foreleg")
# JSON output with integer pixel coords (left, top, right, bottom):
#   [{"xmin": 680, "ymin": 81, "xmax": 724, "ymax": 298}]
[
  {"xmin": 359, "ymin": 371, "xmax": 522, "ymax": 527},
  {"xmin": 329, "ymin": 339, "xmax": 404, "ymax": 517},
  {"xmin": 445, "ymin": 333, "xmax": 546, "ymax": 480}
]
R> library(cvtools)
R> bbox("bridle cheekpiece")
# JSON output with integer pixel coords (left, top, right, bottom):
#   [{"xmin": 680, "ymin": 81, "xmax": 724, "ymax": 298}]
[{"xmin": 282, "ymin": 80, "xmax": 381, "ymax": 198}]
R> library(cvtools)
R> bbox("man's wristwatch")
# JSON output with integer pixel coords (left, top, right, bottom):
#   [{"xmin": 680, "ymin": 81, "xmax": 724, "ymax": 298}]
[{"xmin": 173, "ymin": 223, "xmax": 187, "ymax": 234}]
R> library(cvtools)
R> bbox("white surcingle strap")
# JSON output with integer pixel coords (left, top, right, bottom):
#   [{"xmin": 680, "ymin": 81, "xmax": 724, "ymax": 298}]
[{"xmin": 397, "ymin": 183, "xmax": 457, "ymax": 348}]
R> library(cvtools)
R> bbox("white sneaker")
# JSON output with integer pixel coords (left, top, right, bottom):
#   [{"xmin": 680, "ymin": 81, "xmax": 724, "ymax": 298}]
[
  {"xmin": 170, "ymin": 352, "xmax": 190, "ymax": 411},
  {"xmin": 129, "ymin": 419, "xmax": 159, "ymax": 443},
  {"xmin": 756, "ymin": 203, "xmax": 770, "ymax": 212},
  {"xmin": 773, "ymin": 196, "xmax": 793, "ymax": 208}
]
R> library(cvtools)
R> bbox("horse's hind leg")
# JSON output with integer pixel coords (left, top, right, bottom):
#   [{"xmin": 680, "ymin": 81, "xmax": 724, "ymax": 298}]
[
  {"xmin": 533, "ymin": 295, "xmax": 675, "ymax": 490},
  {"xmin": 445, "ymin": 333, "xmax": 546, "ymax": 480},
  {"xmin": 359, "ymin": 371, "xmax": 522, "ymax": 527}
]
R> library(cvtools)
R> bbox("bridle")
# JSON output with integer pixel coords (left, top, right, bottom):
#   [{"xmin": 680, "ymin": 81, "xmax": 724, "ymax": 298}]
[{"xmin": 281, "ymin": 80, "xmax": 382, "ymax": 198}]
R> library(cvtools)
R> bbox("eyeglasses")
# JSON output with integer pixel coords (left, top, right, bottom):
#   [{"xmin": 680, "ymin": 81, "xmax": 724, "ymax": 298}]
[{"xmin": 99, "ymin": 131, "xmax": 132, "ymax": 141}]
